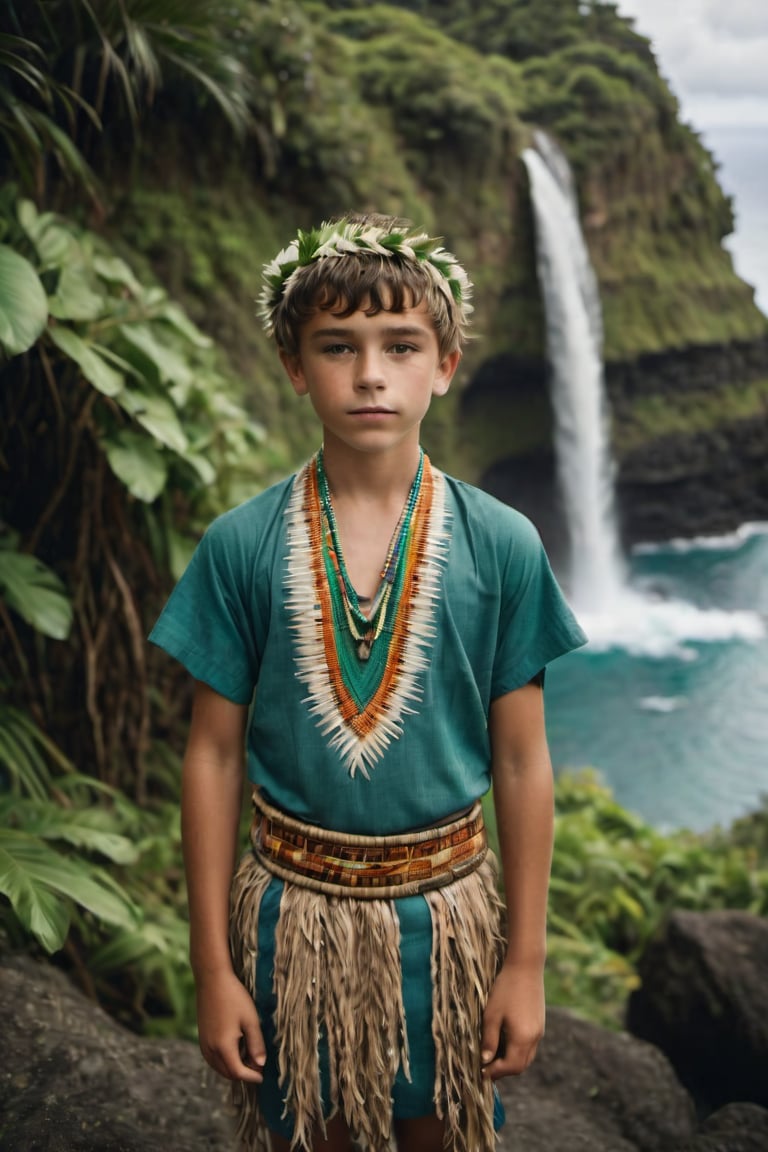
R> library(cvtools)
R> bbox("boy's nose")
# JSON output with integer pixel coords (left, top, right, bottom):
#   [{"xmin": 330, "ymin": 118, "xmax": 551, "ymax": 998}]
[{"xmin": 354, "ymin": 349, "xmax": 386, "ymax": 389}]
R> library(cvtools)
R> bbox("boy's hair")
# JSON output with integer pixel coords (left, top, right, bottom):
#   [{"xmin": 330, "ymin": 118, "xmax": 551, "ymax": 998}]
[{"xmin": 259, "ymin": 212, "xmax": 473, "ymax": 358}]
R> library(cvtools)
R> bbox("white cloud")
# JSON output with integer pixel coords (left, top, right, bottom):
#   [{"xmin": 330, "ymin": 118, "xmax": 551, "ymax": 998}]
[
  {"xmin": 617, "ymin": 0, "xmax": 768, "ymax": 122},
  {"xmin": 702, "ymin": 0, "xmax": 768, "ymax": 38}
]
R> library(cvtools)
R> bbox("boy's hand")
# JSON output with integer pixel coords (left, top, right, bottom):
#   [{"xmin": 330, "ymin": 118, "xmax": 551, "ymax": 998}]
[
  {"xmin": 195, "ymin": 969, "xmax": 266, "ymax": 1083},
  {"xmin": 480, "ymin": 961, "xmax": 545, "ymax": 1081}
]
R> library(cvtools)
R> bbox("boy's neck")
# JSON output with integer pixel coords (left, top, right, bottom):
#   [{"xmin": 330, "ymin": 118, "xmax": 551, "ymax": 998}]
[{"xmin": 319, "ymin": 437, "xmax": 423, "ymax": 502}]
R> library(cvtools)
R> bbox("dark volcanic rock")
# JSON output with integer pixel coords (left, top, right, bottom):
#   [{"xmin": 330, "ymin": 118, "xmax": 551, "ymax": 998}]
[
  {"xmin": 4, "ymin": 952, "xmax": 767, "ymax": 1152},
  {"xmin": 497, "ymin": 1006, "xmax": 695, "ymax": 1152},
  {"xmin": 616, "ymin": 415, "xmax": 768, "ymax": 544},
  {"xmin": 0, "ymin": 955, "xmax": 236, "ymax": 1152},
  {"xmin": 609, "ymin": 336, "xmax": 768, "ymax": 544},
  {"xmin": 1, "ymin": 954, "xmax": 695, "ymax": 1152},
  {"xmin": 676, "ymin": 1103, "xmax": 768, "ymax": 1152},
  {"xmin": 627, "ymin": 911, "xmax": 768, "ymax": 1113}
]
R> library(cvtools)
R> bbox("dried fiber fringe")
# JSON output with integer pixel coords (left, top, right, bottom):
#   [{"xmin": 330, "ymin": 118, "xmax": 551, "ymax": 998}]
[
  {"xmin": 229, "ymin": 850, "xmax": 504, "ymax": 1152},
  {"xmin": 230, "ymin": 852, "xmax": 273, "ymax": 1152},
  {"xmin": 425, "ymin": 854, "xmax": 505, "ymax": 1152}
]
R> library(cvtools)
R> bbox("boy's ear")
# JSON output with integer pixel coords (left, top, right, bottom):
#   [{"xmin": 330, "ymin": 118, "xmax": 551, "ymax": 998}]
[
  {"xmin": 432, "ymin": 349, "xmax": 461, "ymax": 398},
  {"xmin": 279, "ymin": 349, "xmax": 308, "ymax": 396}
]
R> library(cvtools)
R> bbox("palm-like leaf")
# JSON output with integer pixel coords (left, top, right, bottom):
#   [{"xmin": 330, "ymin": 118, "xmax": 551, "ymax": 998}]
[
  {"xmin": 0, "ymin": 704, "xmax": 73, "ymax": 799},
  {"xmin": 63, "ymin": 0, "xmax": 254, "ymax": 135},
  {"xmin": 1, "ymin": 0, "xmax": 255, "ymax": 198},
  {"xmin": 0, "ymin": 534, "xmax": 73, "ymax": 639},
  {"xmin": 0, "ymin": 826, "xmax": 139, "ymax": 953},
  {"xmin": 1, "ymin": 797, "xmax": 139, "ymax": 864},
  {"xmin": 0, "ymin": 26, "xmax": 99, "ymax": 197}
]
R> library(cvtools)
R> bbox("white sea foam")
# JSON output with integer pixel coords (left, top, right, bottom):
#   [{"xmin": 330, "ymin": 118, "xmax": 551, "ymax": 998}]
[
  {"xmin": 638, "ymin": 696, "xmax": 688, "ymax": 713},
  {"xmin": 576, "ymin": 585, "xmax": 766, "ymax": 659},
  {"xmin": 633, "ymin": 522, "xmax": 768, "ymax": 556}
]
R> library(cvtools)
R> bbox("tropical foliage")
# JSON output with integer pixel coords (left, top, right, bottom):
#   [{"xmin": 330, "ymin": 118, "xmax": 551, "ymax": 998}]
[
  {"xmin": 486, "ymin": 771, "xmax": 768, "ymax": 1028},
  {"xmin": 0, "ymin": 1, "xmax": 257, "ymax": 199},
  {"xmin": 0, "ymin": 0, "xmax": 285, "ymax": 1026}
]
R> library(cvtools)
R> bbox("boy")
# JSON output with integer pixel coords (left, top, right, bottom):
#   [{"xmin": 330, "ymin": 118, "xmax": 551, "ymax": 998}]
[{"xmin": 150, "ymin": 213, "xmax": 586, "ymax": 1152}]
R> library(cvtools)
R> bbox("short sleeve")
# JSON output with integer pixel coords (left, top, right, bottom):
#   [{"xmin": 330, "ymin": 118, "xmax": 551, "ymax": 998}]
[
  {"xmin": 491, "ymin": 513, "xmax": 587, "ymax": 698},
  {"xmin": 148, "ymin": 516, "xmax": 261, "ymax": 705}
]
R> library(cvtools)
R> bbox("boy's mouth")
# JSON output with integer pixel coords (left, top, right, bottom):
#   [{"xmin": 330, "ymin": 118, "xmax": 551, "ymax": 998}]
[{"xmin": 349, "ymin": 406, "xmax": 396, "ymax": 414}]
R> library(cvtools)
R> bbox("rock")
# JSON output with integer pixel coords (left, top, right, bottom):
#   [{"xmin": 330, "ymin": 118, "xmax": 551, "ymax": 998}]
[
  {"xmin": 496, "ymin": 1006, "xmax": 695, "ymax": 1152},
  {"xmin": 0, "ymin": 955, "xmax": 236, "ymax": 1152},
  {"xmin": 2, "ymin": 954, "xmax": 695, "ymax": 1152},
  {"xmin": 3, "ymin": 952, "xmax": 766, "ymax": 1152},
  {"xmin": 627, "ymin": 911, "xmax": 768, "ymax": 1113},
  {"xmin": 609, "ymin": 336, "xmax": 768, "ymax": 544},
  {"xmin": 616, "ymin": 415, "xmax": 768, "ymax": 544},
  {"xmin": 675, "ymin": 1103, "xmax": 768, "ymax": 1152}
]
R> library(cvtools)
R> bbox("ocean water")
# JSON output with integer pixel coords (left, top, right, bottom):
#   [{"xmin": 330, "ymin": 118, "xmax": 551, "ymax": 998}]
[{"xmin": 545, "ymin": 524, "xmax": 768, "ymax": 833}]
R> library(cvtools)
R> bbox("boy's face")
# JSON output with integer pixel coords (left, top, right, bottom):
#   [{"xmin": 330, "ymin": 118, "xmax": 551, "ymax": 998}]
[{"xmin": 279, "ymin": 300, "xmax": 460, "ymax": 458}]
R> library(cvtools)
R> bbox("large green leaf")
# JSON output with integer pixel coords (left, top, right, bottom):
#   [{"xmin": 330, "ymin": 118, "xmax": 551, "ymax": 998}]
[
  {"xmin": 0, "ymin": 544, "xmax": 72, "ymax": 639},
  {"xmin": 157, "ymin": 300, "xmax": 211, "ymax": 349},
  {"xmin": 47, "ymin": 262, "xmax": 105, "ymax": 322},
  {"xmin": 181, "ymin": 450, "xmax": 216, "ymax": 486},
  {"xmin": 18, "ymin": 202, "xmax": 74, "ymax": 266},
  {"xmin": 88, "ymin": 919, "xmax": 179, "ymax": 970},
  {"xmin": 0, "ymin": 829, "xmax": 138, "ymax": 953},
  {"xmin": 48, "ymin": 325, "xmax": 124, "ymax": 396},
  {"xmin": 0, "ymin": 835, "xmax": 71, "ymax": 952},
  {"xmin": 119, "ymin": 323, "xmax": 193, "ymax": 388},
  {"xmin": 0, "ymin": 800, "xmax": 138, "ymax": 865},
  {"xmin": 92, "ymin": 253, "xmax": 143, "ymax": 296},
  {"xmin": 0, "ymin": 245, "xmax": 48, "ymax": 356},
  {"xmin": 117, "ymin": 387, "xmax": 188, "ymax": 453},
  {"xmin": 103, "ymin": 429, "xmax": 168, "ymax": 502}
]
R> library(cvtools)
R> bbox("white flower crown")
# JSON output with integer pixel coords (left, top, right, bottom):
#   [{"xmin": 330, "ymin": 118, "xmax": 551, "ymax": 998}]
[{"xmin": 258, "ymin": 220, "xmax": 473, "ymax": 335}]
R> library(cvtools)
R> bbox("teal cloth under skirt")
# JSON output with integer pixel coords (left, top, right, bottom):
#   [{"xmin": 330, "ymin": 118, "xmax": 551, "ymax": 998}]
[{"xmin": 253, "ymin": 876, "xmax": 505, "ymax": 1141}]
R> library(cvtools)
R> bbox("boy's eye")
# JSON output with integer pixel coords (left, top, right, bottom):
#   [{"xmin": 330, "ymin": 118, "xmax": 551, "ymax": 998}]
[
  {"xmin": 390, "ymin": 343, "xmax": 416, "ymax": 354},
  {"xmin": 322, "ymin": 343, "xmax": 353, "ymax": 355}
]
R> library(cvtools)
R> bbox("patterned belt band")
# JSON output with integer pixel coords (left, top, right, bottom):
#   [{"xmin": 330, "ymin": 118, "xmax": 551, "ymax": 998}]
[{"xmin": 250, "ymin": 791, "xmax": 488, "ymax": 899}]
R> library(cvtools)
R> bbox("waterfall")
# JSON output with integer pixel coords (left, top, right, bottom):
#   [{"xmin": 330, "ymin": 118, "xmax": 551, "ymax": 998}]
[{"xmin": 522, "ymin": 134, "xmax": 624, "ymax": 612}]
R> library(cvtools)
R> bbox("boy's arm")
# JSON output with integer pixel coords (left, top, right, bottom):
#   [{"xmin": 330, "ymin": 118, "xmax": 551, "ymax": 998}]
[
  {"xmin": 181, "ymin": 680, "xmax": 265, "ymax": 1083},
  {"xmin": 481, "ymin": 681, "xmax": 554, "ymax": 1081}
]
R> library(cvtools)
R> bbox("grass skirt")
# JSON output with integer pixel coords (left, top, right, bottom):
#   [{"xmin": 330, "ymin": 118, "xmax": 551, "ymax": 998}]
[{"xmin": 229, "ymin": 848, "xmax": 504, "ymax": 1151}]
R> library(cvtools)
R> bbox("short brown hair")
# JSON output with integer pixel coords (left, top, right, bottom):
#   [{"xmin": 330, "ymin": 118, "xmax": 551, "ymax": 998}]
[{"xmin": 267, "ymin": 213, "xmax": 472, "ymax": 358}]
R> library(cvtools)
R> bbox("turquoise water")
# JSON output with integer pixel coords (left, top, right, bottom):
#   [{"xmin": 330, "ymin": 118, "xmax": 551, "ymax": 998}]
[{"xmin": 545, "ymin": 524, "xmax": 768, "ymax": 832}]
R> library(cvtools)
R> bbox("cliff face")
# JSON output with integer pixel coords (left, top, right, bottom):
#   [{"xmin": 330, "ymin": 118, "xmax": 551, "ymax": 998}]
[
  {"xmin": 109, "ymin": 0, "xmax": 767, "ymax": 543},
  {"xmin": 610, "ymin": 339, "xmax": 768, "ymax": 542}
]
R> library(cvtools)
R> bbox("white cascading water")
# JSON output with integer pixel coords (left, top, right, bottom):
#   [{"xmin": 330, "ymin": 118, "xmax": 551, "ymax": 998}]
[
  {"xmin": 521, "ymin": 134, "xmax": 764, "ymax": 654},
  {"xmin": 522, "ymin": 134, "xmax": 624, "ymax": 613}
]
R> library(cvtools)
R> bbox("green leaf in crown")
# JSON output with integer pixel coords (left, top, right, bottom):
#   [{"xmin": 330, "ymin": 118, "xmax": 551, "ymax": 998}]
[{"xmin": 257, "ymin": 218, "xmax": 473, "ymax": 335}]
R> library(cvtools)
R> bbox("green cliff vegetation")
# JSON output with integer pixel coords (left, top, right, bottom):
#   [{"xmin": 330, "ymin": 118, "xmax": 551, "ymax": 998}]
[
  {"xmin": 0, "ymin": 0, "xmax": 765, "ymax": 1033},
  {"xmin": 614, "ymin": 377, "xmax": 768, "ymax": 457}
]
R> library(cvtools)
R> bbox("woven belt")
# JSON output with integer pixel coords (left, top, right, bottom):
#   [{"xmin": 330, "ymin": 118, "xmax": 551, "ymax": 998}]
[{"xmin": 250, "ymin": 791, "xmax": 488, "ymax": 899}]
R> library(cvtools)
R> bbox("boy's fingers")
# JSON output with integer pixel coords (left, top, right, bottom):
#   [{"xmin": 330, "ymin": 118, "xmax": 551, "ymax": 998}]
[
  {"xmin": 484, "ymin": 1037, "xmax": 540, "ymax": 1080},
  {"xmin": 203, "ymin": 1035, "xmax": 265, "ymax": 1083},
  {"xmin": 480, "ymin": 1017, "xmax": 501, "ymax": 1070},
  {"xmin": 241, "ymin": 1020, "xmax": 267, "ymax": 1070}
]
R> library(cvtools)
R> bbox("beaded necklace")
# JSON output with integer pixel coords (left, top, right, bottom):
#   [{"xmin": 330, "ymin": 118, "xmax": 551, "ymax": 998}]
[{"xmin": 316, "ymin": 449, "xmax": 424, "ymax": 661}]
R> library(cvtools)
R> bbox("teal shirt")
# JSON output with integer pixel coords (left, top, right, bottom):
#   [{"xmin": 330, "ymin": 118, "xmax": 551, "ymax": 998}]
[{"xmin": 149, "ymin": 468, "xmax": 586, "ymax": 834}]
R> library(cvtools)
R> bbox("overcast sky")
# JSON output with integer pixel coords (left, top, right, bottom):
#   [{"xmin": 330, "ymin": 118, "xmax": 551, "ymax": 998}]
[
  {"xmin": 616, "ymin": 0, "xmax": 768, "ymax": 125},
  {"xmin": 615, "ymin": 0, "xmax": 768, "ymax": 312}
]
